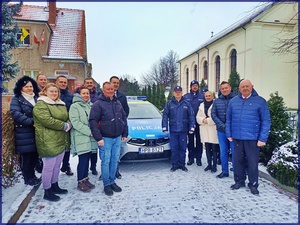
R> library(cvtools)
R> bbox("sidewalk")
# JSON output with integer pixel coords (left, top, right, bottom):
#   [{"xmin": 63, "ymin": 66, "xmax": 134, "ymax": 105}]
[{"xmin": 2, "ymin": 156, "xmax": 298, "ymax": 223}]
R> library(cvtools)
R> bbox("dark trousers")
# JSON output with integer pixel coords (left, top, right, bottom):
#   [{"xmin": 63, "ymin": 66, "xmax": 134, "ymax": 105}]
[
  {"xmin": 77, "ymin": 152, "xmax": 91, "ymax": 181},
  {"xmin": 187, "ymin": 123, "xmax": 202, "ymax": 162},
  {"xmin": 90, "ymin": 152, "xmax": 97, "ymax": 171},
  {"xmin": 205, "ymin": 143, "xmax": 218, "ymax": 170},
  {"xmin": 20, "ymin": 151, "xmax": 39, "ymax": 181},
  {"xmin": 170, "ymin": 132, "xmax": 188, "ymax": 167},
  {"xmin": 61, "ymin": 150, "xmax": 70, "ymax": 170},
  {"xmin": 233, "ymin": 139, "xmax": 260, "ymax": 187}
]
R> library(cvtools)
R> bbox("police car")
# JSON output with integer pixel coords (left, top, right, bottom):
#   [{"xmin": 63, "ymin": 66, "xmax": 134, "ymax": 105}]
[{"xmin": 120, "ymin": 96, "xmax": 171, "ymax": 161}]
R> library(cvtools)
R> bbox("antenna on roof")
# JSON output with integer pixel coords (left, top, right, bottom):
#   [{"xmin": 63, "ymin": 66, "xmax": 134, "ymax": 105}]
[{"xmin": 211, "ymin": 31, "xmax": 214, "ymax": 38}]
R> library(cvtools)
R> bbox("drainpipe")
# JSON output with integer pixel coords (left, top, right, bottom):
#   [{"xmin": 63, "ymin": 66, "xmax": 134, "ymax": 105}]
[
  {"xmin": 242, "ymin": 26, "xmax": 246, "ymax": 78},
  {"xmin": 196, "ymin": 52, "xmax": 199, "ymax": 80},
  {"xmin": 205, "ymin": 46, "xmax": 209, "ymax": 87}
]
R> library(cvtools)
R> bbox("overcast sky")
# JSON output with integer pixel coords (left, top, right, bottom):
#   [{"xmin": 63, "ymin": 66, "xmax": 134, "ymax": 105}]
[{"xmin": 24, "ymin": 1, "xmax": 264, "ymax": 85}]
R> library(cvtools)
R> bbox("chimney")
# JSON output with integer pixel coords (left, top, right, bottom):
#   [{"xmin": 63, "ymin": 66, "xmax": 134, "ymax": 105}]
[{"xmin": 48, "ymin": 0, "xmax": 57, "ymax": 25}]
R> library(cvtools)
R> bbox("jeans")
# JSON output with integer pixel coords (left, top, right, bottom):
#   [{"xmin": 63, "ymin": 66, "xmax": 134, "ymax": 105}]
[
  {"xmin": 217, "ymin": 131, "xmax": 234, "ymax": 174},
  {"xmin": 170, "ymin": 132, "xmax": 188, "ymax": 167},
  {"xmin": 77, "ymin": 152, "xmax": 91, "ymax": 181},
  {"xmin": 42, "ymin": 151, "xmax": 65, "ymax": 189},
  {"xmin": 99, "ymin": 136, "xmax": 121, "ymax": 187}
]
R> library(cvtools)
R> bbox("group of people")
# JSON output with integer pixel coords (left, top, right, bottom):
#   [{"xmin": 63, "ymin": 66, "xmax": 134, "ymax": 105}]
[
  {"xmin": 162, "ymin": 79, "xmax": 270, "ymax": 195},
  {"xmin": 10, "ymin": 74, "xmax": 129, "ymax": 200}
]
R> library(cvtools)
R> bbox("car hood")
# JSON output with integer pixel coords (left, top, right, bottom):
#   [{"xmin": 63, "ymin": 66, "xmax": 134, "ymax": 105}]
[{"xmin": 128, "ymin": 118, "xmax": 168, "ymax": 139}]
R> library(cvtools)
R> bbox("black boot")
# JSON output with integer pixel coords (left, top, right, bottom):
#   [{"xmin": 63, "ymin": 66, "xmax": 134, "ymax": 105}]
[
  {"xmin": 51, "ymin": 182, "xmax": 68, "ymax": 194},
  {"xmin": 44, "ymin": 188, "xmax": 60, "ymax": 202}
]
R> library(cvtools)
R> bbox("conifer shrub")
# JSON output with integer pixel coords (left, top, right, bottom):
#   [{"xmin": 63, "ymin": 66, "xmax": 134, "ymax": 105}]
[
  {"xmin": 260, "ymin": 92, "xmax": 292, "ymax": 165},
  {"xmin": 267, "ymin": 141, "xmax": 298, "ymax": 189}
]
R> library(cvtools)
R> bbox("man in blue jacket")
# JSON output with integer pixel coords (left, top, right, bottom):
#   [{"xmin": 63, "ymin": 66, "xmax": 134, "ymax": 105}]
[
  {"xmin": 162, "ymin": 86, "xmax": 195, "ymax": 172},
  {"xmin": 226, "ymin": 79, "xmax": 271, "ymax": 195},
  {"xmin": 183, "ymin": 80, "xmax": 204, "ymax": 166},
  {"xmin": 89, "ymin": 81, "xmax": 128, "ymax": 196},
  {"xmin": 211, "ymin": 81, "xmax": 236, "ymax": 178}
]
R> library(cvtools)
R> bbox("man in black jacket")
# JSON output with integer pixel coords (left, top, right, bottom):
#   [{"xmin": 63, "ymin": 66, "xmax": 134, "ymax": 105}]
[
  {"xmin": 56, "ymin": 75, "xmax": 74, "ymax": 176},
  {"xmin": 89, "ymin": 82, "xmax": 128, "ymax": 196}
]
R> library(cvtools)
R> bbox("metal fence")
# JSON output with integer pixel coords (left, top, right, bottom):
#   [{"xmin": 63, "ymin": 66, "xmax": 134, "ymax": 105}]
[{"xmin": 287, "ymin": 110, "xmax": 298, "ymax": 140}]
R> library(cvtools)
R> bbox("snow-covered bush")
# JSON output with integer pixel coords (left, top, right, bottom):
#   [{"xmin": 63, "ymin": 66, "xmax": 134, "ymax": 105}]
[{"xmin": 267, "ymin": 140, "xmax": 298, "ymax": 189}]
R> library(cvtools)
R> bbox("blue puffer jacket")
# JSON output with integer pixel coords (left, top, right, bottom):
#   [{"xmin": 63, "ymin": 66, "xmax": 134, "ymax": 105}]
[
  {"xmin": 89, "ymin": 94, "xmax": 128, "ymax": 141},
  {"xmin": 10, "ymin": 95, "xmax": 38, "ymax": 154},
  {"xmin": 211, "ymin": 91, "xmax": 236, "ymax": 132},
  {"xmin": 183, "ymin": 90, "xmax": 204, "ymax": 117},
  {"xmin": 60, "ymin": 88, "xmax": 73, "ymax": 111},
  {"xmin": 226, "ymin": 89, "xmax": 271, "ymax": 142},
  {"xmin": 162, "ymin": 97, "xmax": 195, "ymax": 133}
]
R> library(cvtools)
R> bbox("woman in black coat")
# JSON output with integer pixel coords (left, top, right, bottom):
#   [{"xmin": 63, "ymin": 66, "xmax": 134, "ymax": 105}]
[{"xmin": 10, "ymin": 75, "xmax": 41, "ymax": 186}]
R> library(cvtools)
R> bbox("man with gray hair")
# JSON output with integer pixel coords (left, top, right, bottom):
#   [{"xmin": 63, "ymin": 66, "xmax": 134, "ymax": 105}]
[{"xmin": 226, "ymin": 79, "xmax": 270, "ymax": 195}]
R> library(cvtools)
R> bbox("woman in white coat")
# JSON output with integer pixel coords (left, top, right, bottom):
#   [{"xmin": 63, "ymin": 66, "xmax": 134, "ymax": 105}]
[{"xmin": 196, "ymin": 91, "xmax": 219, "ymax": 173}]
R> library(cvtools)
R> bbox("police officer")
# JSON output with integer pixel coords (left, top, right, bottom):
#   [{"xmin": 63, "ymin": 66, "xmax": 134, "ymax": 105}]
[
  {"xmin": 162, "ymin": 86, "xmax": 195, "ymax": 172},
  {"xmin": 183, "ymin": 80, "xmax": 205, "ymax": 166}
]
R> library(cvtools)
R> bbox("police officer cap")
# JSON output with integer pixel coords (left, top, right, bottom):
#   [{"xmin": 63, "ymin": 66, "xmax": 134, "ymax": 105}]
[{"xmin": 173, "ymin": 86, "xmax": 182, "ymax": 91}]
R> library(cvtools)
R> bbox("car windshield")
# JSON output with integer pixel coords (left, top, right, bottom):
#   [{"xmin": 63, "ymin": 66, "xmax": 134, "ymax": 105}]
[{"xmin": 128, "ymin": 102, "xmax": 162, "ymax": 119}]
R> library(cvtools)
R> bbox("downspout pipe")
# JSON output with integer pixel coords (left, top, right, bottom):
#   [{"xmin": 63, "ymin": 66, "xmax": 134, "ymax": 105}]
[
  {"xmin": 242, "ymin": 26, "xmax": 246, "ymax": 78},
  {"xmin": 196, "ymin": 52, "xmax": 199, "ymax": 80},
  {"xmin": 205, "ymin": 46, "xmax": 209, "ymax": 86}
]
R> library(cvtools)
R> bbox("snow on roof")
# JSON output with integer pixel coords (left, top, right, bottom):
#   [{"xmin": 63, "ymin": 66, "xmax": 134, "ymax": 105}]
[
  {"xmin": 15, "ymin": 4, "xmax": 86, "ymax": 60},
  {"xmin": 179, "ymin": 2, "xmax": 275, "ymax": 61}
]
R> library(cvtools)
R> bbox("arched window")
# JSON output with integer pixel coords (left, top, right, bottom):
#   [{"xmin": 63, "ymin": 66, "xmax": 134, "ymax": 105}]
[
  {"xmin": 215, "ymin": 56, "xmax": 220, "ymax": 91},
  {"xmin": 186, "ymin": 68, "xmax": 189, "ymax": 89},
  {"xmin": 203, "ymin": 60, "xmax": 208, "ymax": 80},
  {"xmin": 194, "ymin": 64, "xmax": 197, "ymax": 81},
  {"xmin": 230, "ymin": 49, "xmax": 237, "ymax": 72}
]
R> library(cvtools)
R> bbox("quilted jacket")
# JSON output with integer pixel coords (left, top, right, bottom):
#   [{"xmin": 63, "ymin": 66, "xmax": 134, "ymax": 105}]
[
  {"xmin": 10, "ymin": 95, "xmax": 38, "ymax": 154},
  {"xmin": 33, "ymin": 96, "xmax": 70, "ymax": 157},
  {"xmin": 226, "ymin": 89, "xmax": 271, "ymax": 142},
  {"xmin": 69, "ymin": 94, "xmax": 97, "ymax": 156}
]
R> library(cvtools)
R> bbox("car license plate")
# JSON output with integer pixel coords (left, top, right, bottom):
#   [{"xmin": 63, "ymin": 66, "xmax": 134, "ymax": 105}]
[{"xmin": 139, "ymin": 146, "xmax": 164, "ymax": 154}]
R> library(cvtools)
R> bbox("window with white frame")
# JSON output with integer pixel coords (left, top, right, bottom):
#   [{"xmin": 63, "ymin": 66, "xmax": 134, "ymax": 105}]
[
  {"xmin": 17, "ymin": 28, "xmax": 30, "ymax": 46},
  {"xmin": 194, "ymin": 64, "xmax": 197, "ymax": 81},
  {"xmin": 215, "ymin": 56, "xmax": 220, "ymax": 92},
  {"xmin": 24, "ymin": 70, "xmax": 39, "ymax": 80}
]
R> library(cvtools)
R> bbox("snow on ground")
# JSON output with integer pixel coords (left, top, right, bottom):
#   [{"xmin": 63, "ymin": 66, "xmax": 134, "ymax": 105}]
[{"xmin": 2, "ymin": 154, "xmax": 299, "ymax": 223}]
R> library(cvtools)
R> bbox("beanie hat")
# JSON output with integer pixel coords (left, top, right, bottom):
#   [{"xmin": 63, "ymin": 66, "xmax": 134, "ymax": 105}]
[{"xmin": 190, "ymin": 80, "xmax": 199, "ymax": 87}]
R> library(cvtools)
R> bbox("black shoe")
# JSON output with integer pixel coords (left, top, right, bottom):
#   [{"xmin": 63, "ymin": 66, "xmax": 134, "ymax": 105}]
[
  {"xmin": 61, "ymin": 167, "xmax": 74, "ymax": 176},
  {"xmin": 104, "ymin": 185, "xmax": 113, "ymax": 196},
  {"xmin": 230, "ymin": 182, "xmax": 245, "ymax": 190},
  {"xmin": 91, "ymin": 169, "xmax": 98, "ymax": 175},
  {"xmin": 51, "ymin": 182, "xmax": 68, "ymax": 194},
  {"xmin": 25, "ymin": 177, "xmax": 41, "ymax": 186},
  {"xmin": 111, "ymin": 183, "xmax": 122, "ymax": 192},
  {"xmin": 99, "ymin": 175, "xmax": 102, "ymax": 181},
  {"xmin": 196, "ymin": 160, "xmax": 202, "ymax": 166},
  {"xmin": 216, "ymin": 172, "xmax": 229, "ymax": 178},
  {"xmin": 187, "ymin": 160, "xmax": 194, "ymax": 166},
  {"xmin": 116, "ymin": 170, "xmax": 122, "ymax": 179},
  {"xmin": 211, "ymin": 168, "xmax": 217, "ymax": 173},
  {"xmin": 248, "ymin": 183, "xmax": 259, "ymax": 195},
  {"xmin": 230, "ymin": 167, "xmax": 234, "ymax": 171},
  {"xmin": 204, "ymin": 166, "xmax": 211, "ymax": 171},
  {"xmin": 181, "ymin": 166, "xmax": 188, "ymax": 172},
  {"xmin": 170, "ymin": 165, "xmax": 179, "ymax": 172},
  {"xmin": 44, "ymin": 188, "xmax": 60, "ymax": 202}
]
